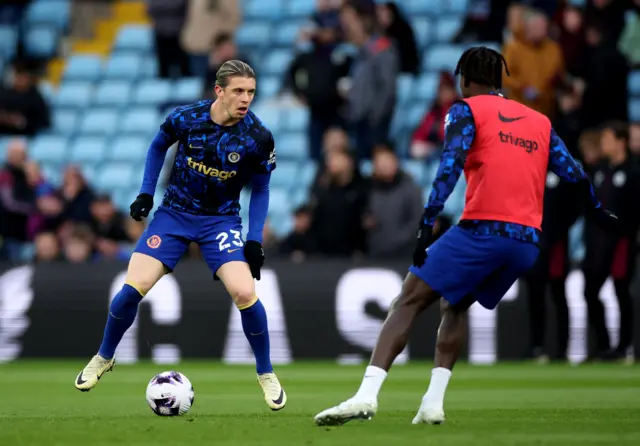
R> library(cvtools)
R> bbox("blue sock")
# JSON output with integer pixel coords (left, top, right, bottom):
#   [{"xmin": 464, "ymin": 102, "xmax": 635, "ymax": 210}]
[
  {"xmin": 240, "ymin": 299, "xmax": 273, "ymax": 374},
  {"xmin": 98, "ymin": 284, "xmax": 144, "ymax": 359}
]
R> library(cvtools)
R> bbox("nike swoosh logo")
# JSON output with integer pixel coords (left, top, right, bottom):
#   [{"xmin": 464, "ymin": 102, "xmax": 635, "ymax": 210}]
[
  {"xmin": 250, "ymin": 330, "xmax": 265, "ymax": 336},
  {"xmin": 227, "ymin": 248, "xmax": 241, "ymax": 253},
  {"xmin": 272, "ymin": 388, "xmax": 285, "ymax": 405},
  {"xmin": 498, "ymin": 111, "xmax": 526, "ymax": 123},
  {"xmin": 76, "ymin": 373, "xmax": 86, "ymax": 385}
]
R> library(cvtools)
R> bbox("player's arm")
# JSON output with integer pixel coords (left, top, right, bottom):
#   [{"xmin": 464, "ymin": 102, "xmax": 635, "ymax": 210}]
[
  {"xmin": 247, "ymin": 173, "xmax": 271, "ymax": 243},
  {"xmin": 422, "ymin": 101, "xmax": 476, "ymax": 226},
  {"xmin": 139, "ymin": 114, "xmax": 180, "ymax": 196}
]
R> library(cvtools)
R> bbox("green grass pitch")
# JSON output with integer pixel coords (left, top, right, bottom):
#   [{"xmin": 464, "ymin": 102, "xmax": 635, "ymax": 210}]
[{"xmin": 0, "ymin": 361, "xmax": 639, "ymax": 445}]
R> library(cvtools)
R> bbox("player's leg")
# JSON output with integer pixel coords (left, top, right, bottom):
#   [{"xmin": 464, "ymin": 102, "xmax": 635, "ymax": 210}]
[
  {"xmin": 548, "ymin": 239, "xmax": 570, "ymax": 361},
  {"xmin": 610, "ymin": 238, "xmax": 635, "ymax": 361},
  {"xmin": 75, "ymin": 209, "xmax": 189, "ymax": 391},
  {"xmin": 523, "ymin": 248, "xmax": 549, "ymax": 362},
  {"xmin": 583, "ymin": 271, "xmax": 610, "ymax": 359}
]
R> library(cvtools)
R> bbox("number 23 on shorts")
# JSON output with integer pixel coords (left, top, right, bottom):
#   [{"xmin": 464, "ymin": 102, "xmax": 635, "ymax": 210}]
[{"xmin": 216, "ymin": 230, "xmax": 244, "ymax": 253}]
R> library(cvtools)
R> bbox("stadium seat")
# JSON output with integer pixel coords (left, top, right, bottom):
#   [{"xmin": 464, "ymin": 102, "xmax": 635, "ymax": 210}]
[
  {"xmin": 276, "ymin": 132, "xmax": 308, "ymax": 159},
  {"xmin": 435, "ymin": 16, "xmax": 463, "ymax": 42},
  {"xmin": 628, "ymin": 70, "xmax": 640, "ymax": 95},
  {"xmin": 97, "ymin": 163, "xmax": 135, "ymax": 191},
  {"xmin": 120, "ymin": 108, "xmax": 160, "ymax": 134},
  {"xmin": 0, "ymin": 25, "xmax": 18, "ymax": 59},
  {"xmin": 52, "ymin": 109, "xmax": 78, "ymax": 135},
  {"xmin": 406, "ymin": 0, "xmax": 442, "ymax": 15},
  {"xmin": 109, "ymin": 136, "xmax": 148, "ymax": 162},
  {"xmin": 244, "ymin": 0, "xmax": 284, "ymax": 20},
  {"xmin": 114, "ymin": 25, "xmax": 153, "ymax": 53},
  {"xmin": 55, "ymin": 81, "xmax": 93, "ymax": 108},
  {"xmin": 39, "ymin": 81, "xmax": 56, "ymax": 104},
  {"xmin": 24, "ymin": 26, "xmax": 58, "ymax": 58},
  {"xmin": 78, "ymin": 109, "xmax": 119, "ymax": 135},
  {"xmin": 397, "ymin": 74, "xmax": 414, "ymax": 106},
  {"xmin": 274, "ymin": 21, "xmax": 303, "ymax": 46},
  {"xmin": 412, "ymin": 18, "xmax": 432, "ymax": 48},
  {"xmin": 269, "ymin": 160, "xmax": 299, "ymax": 189},
  {"xmin": 424, "ymin": 45, "xmax": 463, "ymax": 72},
  {"xmin": 236, "ymin": 23, "xmax": 271, "ymax": 48},
  {"xmin": 402, "ymin": 160, "xmax": 424, "ymax": 184},
  {"xmin": 299, "ymin": 161, "xmax": 318, "ymax": 188},
  {"xmin": 407, "ymin": 103, "xmax": 427, "ymax": 131},
  {"xmin": 24, "ymin": 0, "xmax": 71, "ymax": 30},
  {"xmin": 416, "ymin": 72, "xmax": 438, "ymax": 103},
  {"xmin": 447, "ymin": 0, "xmax": 471, "ymax": 14},
  {"xmin": 134, "ymin": 79, "xmax": 172, "ymax": 105},
  {"xmin": 281, "ymin": 107, "xmax": 308, "ymax": 132},
  {"xmin": 258, "ymin": 76, "xmax": 281, "ymax": 98},
  {"xmin": 64, "ymin": 55, "xmax": 103, "ymax": 81},
  {"xmin": 0, "ymin": 137, "xmax": 11, "ymax": 161},
  {"xmin": 30, "ymin": 135, "xmax": 68, "ymax": 163},
  {"xmin": 630, "ymin": 99, "xmax": 640, "ymax": 122},
  {"xmin": 360, "ymin": 160, "xmax": 373, "ymax": 176},
  {"xmin": 41, "ymin": 163, "xmax": 62, "ymax": 186},
  {"xmin": 286, "ymin": 0, "xmax": 315, "ymax": 18},
  {"xmin": 250, "ymin": 104, "xmax": 280, "ymax": 133},
  {"xmin": 69, "ymin": 136, "xmax": 107, "ymax": 164},
  {"xmin": 262, "ymin": 50, "xmax": 293, "ymax": 76},
  {"xmin": 94, "ymin": 81, "xmax": 132, "ymax": 107},
  {"xmin": 173, "ymin": 77, "xmax": 203, "ymax": 103},
  {"xmin": 104, "ymin": 53, "xmax": 143, "ymax": 79},
  {"xmin": 268, "ymin": 187, "xmax": 292, "ymax": 215},
  {"xmin": 141, "ymin": 55, "xmax": 159, "ymax": 78}
]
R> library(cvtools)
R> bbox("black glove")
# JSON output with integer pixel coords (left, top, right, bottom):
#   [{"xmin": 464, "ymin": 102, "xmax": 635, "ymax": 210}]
[
  {"xmin": 129, "ymin": 193, "xmax": 153, "ymax": 221},
  {"xmin": 585, "ymin": 207, "xmax": 620, "ymax": 233},
  {"xmin": 244, "ymin": 240, "xmax": 265, "ymax": 280},
  {"xmin": 412, "ymin": 219, "xmax": 433, "ymax": 268}
]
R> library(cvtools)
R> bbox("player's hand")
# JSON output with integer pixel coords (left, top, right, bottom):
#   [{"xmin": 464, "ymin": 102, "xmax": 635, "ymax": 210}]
[
  {"xmin": 244, "ymin": 240, "xmax": 265, "ymax": 280},
  {"xmin": 586, "ymin": 207, "xmax": 620, "ymax": 233},
  {"xmin": 130, "ymin": 193, "xmax": 153, "ymax": 221},
  {"xmin": 412, "ymin": 221, "xmax": 433, "ymax": 268}
]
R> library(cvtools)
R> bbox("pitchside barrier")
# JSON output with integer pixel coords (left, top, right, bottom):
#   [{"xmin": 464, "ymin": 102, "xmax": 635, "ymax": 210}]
[{"xmin": 0, "ymin": 260, "xmax": 638, "ymax": 365}]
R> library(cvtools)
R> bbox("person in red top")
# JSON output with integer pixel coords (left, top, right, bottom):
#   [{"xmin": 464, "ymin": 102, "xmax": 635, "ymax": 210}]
[{"xmin": 314, "ymin": 46, "xmax": 619, "ymax": 427}]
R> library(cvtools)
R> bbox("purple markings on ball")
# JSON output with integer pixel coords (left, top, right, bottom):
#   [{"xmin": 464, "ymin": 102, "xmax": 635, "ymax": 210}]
[{"xmin": 153, "ymin": 372, "xmax": 182, "ymax": 385}]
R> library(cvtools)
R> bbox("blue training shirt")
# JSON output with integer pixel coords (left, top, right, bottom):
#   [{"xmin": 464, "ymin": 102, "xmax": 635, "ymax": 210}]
[
  {"xmin": 139, "ymin": 100, "xmax": 276, "ymax": 242},
  {"xmin": 423, "ymin": 99, "xmax": 600, "ymax": 244}
]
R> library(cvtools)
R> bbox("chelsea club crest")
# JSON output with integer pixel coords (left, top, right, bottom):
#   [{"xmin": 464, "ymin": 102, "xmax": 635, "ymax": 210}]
[{"xmin": 228, "ymin": 152, "xmax": 241, "ymax": 163}]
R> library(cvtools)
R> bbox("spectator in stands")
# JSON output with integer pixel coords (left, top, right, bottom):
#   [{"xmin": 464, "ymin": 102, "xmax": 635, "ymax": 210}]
[
  {"xmin": 410, "ymin": 72, "xmax": 459, "ymax": 160},
  {"xmin": 503, "ymin": 8, "xmax": 565, "ymax": 119},
  {"xmin": 584, "ymin": 0, "xmax": 628, "ymax": 43},
  {"xmin": 454, "ymin": 0, "xmax": 511, "ymax": 44},
  {"xmin": 580, "ymin": 21, "xmax": 630, "ymax": 130},
  {"xmin": 279, "ymin": 205, "xmax": 315, "ymax": 262},
  {"xmin": 555, "ymin": 4, "xmax": 586, "ymax": 79},
  {"xmin": 0, "ymin": 139, "xmax": 35, "ymax": 261},
  {"xmin": 311, "ymin": 127, "xmax": 352, "ymax": 187},
  {"xmin": 60, "ymin": 166, "xmax": 95, "ymax": 224},
  {"xmin": 619, "ymin": 0, "xmax": 640, "ymax": 66},
  {"xmin": 376, "ymin": 2, "xmax": 420, "ymax": 75},
  {"xmin": 62, "ymin": 224, "xmax": 95, "ymax": 263},
  {"xmin": 289, "ymin": 1, "xmax": 351, "ymax": 161},
  {"xmin": 181, "ymin": 0, "xmax": 241, "ymax": 78},
  {"xmin": 24, "ymin": 160, "xmax": 57, "ymax": 238},
  {"xmin": 89, "ymin": 194, "xmax": 132, "ymax": 261},
  {"xmin": 365, "ymin": 143, "xmax": 422, "ymax": 258},
  {"xmin": 578, "ymin": 128, "xmax": 602, "ymax": 172},
  {"xmin": 340, "ymin": 0, "xmax": 398, "ymax": 159},
  {"xmin": 554, "ymin": 83, "xmax": 582, "ymax": 155},
  {"xmin": 202, "ymin": 34, "xmax": 252, "ymax": 99},
  {"xmin": 309, "ymin": 149, "xmax": 368, "ymax": 257},
  {"xmin": 147, "ymin": 0, "xmax": 191, "ymax": 79},
  {"xmin": 0, "ymin": 60, "xmax": 50, "ymax": 136},
  {"xmin": 33, "ymin": 232, "xmax": 61, "ymax": 263},
  {"xmin": 630, "ymin": 123, "xmax": 640, "ymax": 156}
]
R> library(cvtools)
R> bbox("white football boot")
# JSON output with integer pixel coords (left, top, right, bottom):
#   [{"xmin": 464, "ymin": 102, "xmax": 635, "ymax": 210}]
[
  {"xmin": 314, "ymin": 398, "xmax": 378, "ymax": 426},
  {"xmin": 412, "ymin": 403, "xmax": 446, "ymax": 425},
  {"xmin": 75, "ymin": 354, "xmax": 115, "ymax": 391},
  {"xmin": 257, "ymin": 372, "xmax": 287, "ymax": 411}
]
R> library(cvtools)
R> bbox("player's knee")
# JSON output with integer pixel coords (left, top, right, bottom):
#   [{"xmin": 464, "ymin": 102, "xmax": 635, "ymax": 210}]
[
  {"xmin": 230, "ymin": 286, "xmax": 256, "ymax": 308},
  {"xmin": 125, "ymin": 253, "xmax": 166, "ymax": 296}
]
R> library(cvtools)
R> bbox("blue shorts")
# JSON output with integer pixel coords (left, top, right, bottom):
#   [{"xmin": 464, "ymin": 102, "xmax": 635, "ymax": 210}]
[
  {"xmin": 409, "ymin": 226, "xmax": 540, "ymax": 309},
  {"xmin": 134, "ymin": 207, "xmax": 246, "ymax": 275}
]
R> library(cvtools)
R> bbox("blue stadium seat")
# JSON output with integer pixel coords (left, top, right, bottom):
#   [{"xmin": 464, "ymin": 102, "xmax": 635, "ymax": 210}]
[
  {"xmin": 104, "ymin": 53, "xmax": 143, "ymax": 79},
  {"xmin": 173, "ymin": 77, "xmax": 203, "ymax": 103},
  {"xmin": 258, "ymin": 76, "xmax": 280, "ymax": 98},
  {"xmin": 412, "ymin": 18, "xmax": 432, "ymax": 48},
  {"xmin": 0, "ymin": 25, "xmax": 18, "ymax": 59},
  {"xmin": 270, "ymin": 160, "xmax": 299, "ymax": 189},
  {"xmin": 402, "ymin": 160, "xmax": 424, "ymax": 184},
  {"xmin": 30, "ymin": 135, "xmax": 68, "ymax": 163},
  {"xmin": 53, "ymin": 109, "xmax": 77, "ymax": 135},
  {"xmin": 276, "ymin": 132, "xmax": 307, "ymax": 159},
  {"xmin": 286, "ymin": 0, "xmax": 315, "ymax": 17},
  {"xmin": 109, "ymin": 136, "xmax": 148, "ymax": 162},
  {"xmin": 141, "ymin": 55, "xmax": 158, "ymax": 78},
  {"xmin": 406, "ymin": 0, "xmax": 442, "ymax": 15},
  {"xmin": 245, "ymin": 0, "xmax": 284, "ymax": 20},
  {"xmin": 56, "ymin": 81, "xmax": 93, "ymax": 108},
  {"xmin": 24, "ymin": 26, "xmax": 58, "ymax": 58},
  {"xmin": 120, "ymin": 108, "xmax": 160, "ymax": 134},
  {"xmin": 94, "ymin": 80, "xmax": 132, "ymax": 107},
  {"xmin": 299, "ymin": 161, "xmax": 318, "ymax": 188},
  {"xmin": 114, "ymin": 25, "xmax": 153, "ymax": 52},
  {"xmin": 424, "ymin": 45, "xmax": 463, "ymax": 72},
  {"xmin": 0, "ymin": 137, "xmax": 11, "ymax": 161},
  {"xmin": 134, "ymin": 79, "xmax": 172, "ymax": 105},
  {"xmin": 97, "ymin": 163, "xmax": 135, "ymax": 191},
  {"xmin": 39, "ymin": 81, "xmax": 56, "ymax": 104},
  {"xmin": 360, "ymin": 160, "xmax": 373, "ymax": 176},
  {"xmin": 64, "ymin": 55, "xmax": 103, "ymax": 81},
  {"xmin": 274, "ymin": 21, "xmax": 303, "ymax": 45},
  {"xmin": 628, "ymin": 70, "xmax": 640, "ymax": 95},
  {"xmin": 269, "ymin": 210, "xmax": 293, "ymax": 237},
  {"xmin": 435, "ymin": 16, "xmax": 463, "ymax": 42},
  {"xmin": 397, "ymin": 74, "xmax": 414, "ymax": 106},
  {"xmin": 236, "ymin": 23, "xmax": 271, "ymax": 48},
  {"xmin": 251, "ymin": 104, "xmax": 280, "ymax": 132},
  {"xmin": 416, "ymin": 72, "xmax": 438, "ymax": 103},
  {"xmin": 69, "ymin": 136, "xmax": 107, "ymax": 164},
  {"xmin": 78, "ymin": 109, "xmax": 119, "ymax": 135},
  {"xmin": 281, "ymin": 107, "xmax": 308, "ymax": 132},
  {"xmin": 269, "ymin": 187, "xmax": 292, "ymax": 215},
  {"xmin": 41, "ymin": 163, "xmax": 62, "ymax": 186},
  {"xmin": 407, "ymin": 103, "xmax": 427, "ymax": 131},
  {"xmin": 630, "ymin": 99, "xmax": 640, "ymax": 122},
  {"xmin": 262, "ymin": 50, "xmax": 293, "ymax": 75},
  {"xmin": 447, "ymin": 0, "xmax": 471, "ymax": 14},
  {"xmin": 24, "ymin": 0, "xmax": 71, "ymax": 30}
]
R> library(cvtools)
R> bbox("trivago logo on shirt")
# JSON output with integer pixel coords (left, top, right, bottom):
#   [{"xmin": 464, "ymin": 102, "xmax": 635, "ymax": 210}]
[
  {"xmin": 498, "ymin": 130, "xmax": 539, "ymax": 154},
  {"xmin": 186, "ymin": 157, "xmax": 237, "ymax": 180}
]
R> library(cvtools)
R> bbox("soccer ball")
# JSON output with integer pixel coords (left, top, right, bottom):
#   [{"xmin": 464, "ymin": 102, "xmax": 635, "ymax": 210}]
[{"xmin": 146, "ymin": 371, "xmax": 195, "ymax": 416}]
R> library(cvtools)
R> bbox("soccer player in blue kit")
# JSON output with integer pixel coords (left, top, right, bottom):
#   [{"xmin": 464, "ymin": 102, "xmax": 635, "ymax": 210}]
[{"xmin": 75, "ymin": 61, "xmax": 287, "ymax": 411}]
